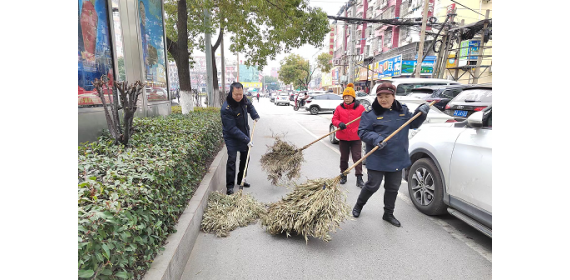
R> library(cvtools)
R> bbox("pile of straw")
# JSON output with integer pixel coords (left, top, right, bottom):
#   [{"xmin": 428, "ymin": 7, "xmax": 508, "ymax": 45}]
[
  {"xmin": 261, "ymin": 177, "xmax": 351, "ymax": 243},
  {"xmin": 201, "ymin": 191, "xmax": 267, "ymax": 237},
  {"xmin": 260, "ymin": 136, "xmax": 304, "ymax": 185}
]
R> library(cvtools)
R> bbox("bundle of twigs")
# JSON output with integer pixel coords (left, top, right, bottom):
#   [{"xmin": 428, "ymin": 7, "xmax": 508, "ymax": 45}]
[
  {"xmin": 261, "ymin": 177, "xmax": 351, "ymax": 243},
  {"xmin": 259, "ymin": 136, "xmax": 304, "ymax": 185},
  {"xmin": 201, "ymin": 191, "xmax": 267, "ymax": 237},
  {"xmin": 260, "ymin": 117, "xmax": 361, "ymax": 185}
]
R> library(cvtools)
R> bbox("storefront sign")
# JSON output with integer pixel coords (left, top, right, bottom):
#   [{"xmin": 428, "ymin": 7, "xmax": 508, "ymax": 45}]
[
  {"xmin": 446, "ymin": 53, "xmax": 458, "ymax": 68},
  {"xmin": 321, "ymin": 72, "xmax": 333, "ymax": 87},
  {"xmin": 241, "ymin": 82, "xmax": 262, "ymax": 88},
  {"xmin": 375, "ymin": 55, "xmax": 402, "ymax": 79}
]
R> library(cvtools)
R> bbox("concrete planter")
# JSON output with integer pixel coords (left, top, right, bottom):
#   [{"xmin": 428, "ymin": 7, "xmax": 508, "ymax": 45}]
[{"xmin": 143, "ymin": 148, "xmax": 227, "ymax": 280}]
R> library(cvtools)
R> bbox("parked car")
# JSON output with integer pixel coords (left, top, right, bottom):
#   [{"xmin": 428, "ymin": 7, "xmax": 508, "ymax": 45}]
[
  {"xmin": 444, "ymin": 85, "xmax": 492, "ymax": 120},
  {"xmin": 407, "ymin": 85, "xmax": 467, "ymax": 111},
  {"xmin": 304, "ymin": 93, "xmax": 343, "ymax": 115},
  {"xmin": 357, "ymin": 78, "xmax": 461, "ymax": 110},
  {"xmin": 270, "ymin": 92, "xmax": 277, "ymax": 103},
  {"xmin": 403, "ymin": 106, "xmax": 492, "ymax": 237},
  {"xmin": 355, "ymin": 91, "xmax": 368, "ymax": 97},
  {"xmin": 275, "ymin": 91, "xmax": 291, "ymax": 106}
]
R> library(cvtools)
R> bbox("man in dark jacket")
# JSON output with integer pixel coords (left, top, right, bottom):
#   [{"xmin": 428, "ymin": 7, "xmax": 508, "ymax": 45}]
[
  {"xmin": 352, "ymin": 82, "xmax": 430, "ymax": 227},
  {"xmin": 221, "ymin": 82, "xmax": 260, "ymax": 195}
]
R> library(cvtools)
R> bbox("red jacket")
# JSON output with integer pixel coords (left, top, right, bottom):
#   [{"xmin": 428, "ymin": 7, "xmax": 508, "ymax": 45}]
[{"xmin": 331, "ymin": 100, "xmax": 365, "ymax": 141}]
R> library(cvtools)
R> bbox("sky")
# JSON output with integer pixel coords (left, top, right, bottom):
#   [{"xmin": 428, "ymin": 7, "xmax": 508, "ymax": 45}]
[{"xmin": 212, "ymin": 0, "xmax": 351, "ymax": 76}]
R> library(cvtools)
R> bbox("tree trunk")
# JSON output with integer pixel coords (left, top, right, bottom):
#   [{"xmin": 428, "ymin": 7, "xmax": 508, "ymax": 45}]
[
  {"xmin": 166, "ymin": 0, "xmax": 193, "ymax": 114},
  {"xmin": 211, "ymin": 29, "xmax": 224, "ymax": 107}
]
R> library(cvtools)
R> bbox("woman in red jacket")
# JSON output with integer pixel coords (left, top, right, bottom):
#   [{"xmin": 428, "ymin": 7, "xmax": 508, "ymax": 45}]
[{"xmin": 331, "ymin": 83, "xmax": 366, "ymax": 187}]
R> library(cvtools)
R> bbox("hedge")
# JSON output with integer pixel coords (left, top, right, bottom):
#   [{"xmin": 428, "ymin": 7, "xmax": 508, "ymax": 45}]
[{"xmin": 78, "ymin": 108, "xmax": 223, "ymax": 279}]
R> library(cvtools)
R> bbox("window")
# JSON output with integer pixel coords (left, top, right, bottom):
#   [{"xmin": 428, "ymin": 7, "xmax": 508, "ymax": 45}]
[
  {"xmin": 453, "ymin": 89, "xmax": 492, "ymax": 102},
  {"xmin": 396, "ymin": 83, "xmax": 449, "ymax": 96},
  {"xmin": 439, "ymin": 88, "xmax": 463, "ymax": 99}
]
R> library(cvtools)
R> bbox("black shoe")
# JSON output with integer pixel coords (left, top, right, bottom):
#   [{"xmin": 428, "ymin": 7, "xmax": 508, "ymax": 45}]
[
  {"xmin": 226, "ymin": 187, "xmax": 234, "ymax": 195},
  {"xmin": 352, "ymin": 205, "xmax": 362, "ymax": 218},
  {"xmin": 340, "ymin": 175, "xmax": 347, "ymax": 185},
  {"xmin": 382, "ymin": 213, "xmax": 401, "ymax": 227},
  {"xmin": 242, "ymin": 182, "xmax": 250, "ymax": 188},
  {"xmin": 356, "ymin": 175, "xmax": 364, "ymax": 188}
]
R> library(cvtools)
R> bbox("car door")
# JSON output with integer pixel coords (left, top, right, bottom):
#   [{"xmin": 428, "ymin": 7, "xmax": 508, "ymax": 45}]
[{"xmin": 447, "ymin": 111, "xmax": 492, "ymax": 213}]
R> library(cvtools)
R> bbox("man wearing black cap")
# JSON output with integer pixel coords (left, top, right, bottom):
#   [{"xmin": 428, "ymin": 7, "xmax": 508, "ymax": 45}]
[
  {"xmin": 352, "ymin": 81, "xmax": 430, "ymax": 227},
  {"xmin": 221, "ymin": 82, "xmax": 260, "ymax": 195}
]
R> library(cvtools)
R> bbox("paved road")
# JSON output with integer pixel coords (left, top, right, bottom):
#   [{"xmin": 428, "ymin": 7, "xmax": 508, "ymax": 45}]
[{"xmin": 181, "ymin": 98, "xmax": 492, "ymax": 280}]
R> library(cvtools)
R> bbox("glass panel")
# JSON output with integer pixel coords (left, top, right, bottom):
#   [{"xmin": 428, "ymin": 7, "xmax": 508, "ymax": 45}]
[
  {"xmin": 78, "ymin": 0, "xmax": 115, "ymax": 107},
  {"xmin": 111, "ymin": 0, "xmax": 126, "ymax": 82},
  {"xmin": 453, "ymin": 89, "xmax": 492, "ymax": 102},
  {"xmin": 139, "ymin": 0, "xmax": 168, "ymax": 102},
  {"xmin": 396, "ymin": 83, "xmax": 447, "ymax": 96}
]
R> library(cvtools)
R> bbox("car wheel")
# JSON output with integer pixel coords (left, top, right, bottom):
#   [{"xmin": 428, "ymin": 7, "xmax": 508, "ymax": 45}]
[
  {"xmin": 329, "ymin": 125, "xmax": 339, "ymax": 144},
  {"xmin": 407, "ymin": 158, "xmax": 447, "ymax": 215},
  {"xmin": 360, "ymin": 99, "xmax": 371, "ymax": 111},
  {"xmin": 310, "ymin": 106, "xmax": 319, "ymax": 115}
]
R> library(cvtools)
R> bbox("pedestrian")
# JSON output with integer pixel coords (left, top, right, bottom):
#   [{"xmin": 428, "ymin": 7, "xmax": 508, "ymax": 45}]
[
  {"xmin": 331, "ymin": 83, "xmax": 366, "ymax": 188},
  {"xmin": 257, "ymin": 92, "xmax": 260, "ymax": 102},
  {"xmin": 176, "ymin": 89, "xmax": 180, "ymax": 104},
  {"xmin": 352, "ymin": 82, "xmax": 430, "ymax": 227},
  {"xmin": 221, "ymin": 82, "xmax": 260, "ymax": 195}
]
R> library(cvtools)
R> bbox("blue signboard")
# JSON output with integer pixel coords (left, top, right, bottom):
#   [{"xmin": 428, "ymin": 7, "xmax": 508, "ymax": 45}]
[{"xmin": 375, "ymin": 55, "xmax": 402, "ymax": 79}]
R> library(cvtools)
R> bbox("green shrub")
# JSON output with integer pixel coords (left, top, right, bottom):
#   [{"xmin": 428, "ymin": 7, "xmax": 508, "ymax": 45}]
[
  {"xmin": 78, "ymin": 109, "xmax": 223, "ymax": 279},
  {"xmin": 171, "ymin": 105, "xmax": 181, "ymax": 114}
]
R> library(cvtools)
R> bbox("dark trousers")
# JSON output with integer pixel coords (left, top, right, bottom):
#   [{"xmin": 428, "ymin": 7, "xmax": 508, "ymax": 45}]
[
  {"xmin": 355, "ymin": 169, "xmax": 403, "ymax": 214},
  {"xmin": 339, "ymin": 140, "xmax": 363, "ymax": 176},
  {"xmin": 226, "ymin": 147, "xmax": 249, "ymax": 188}
]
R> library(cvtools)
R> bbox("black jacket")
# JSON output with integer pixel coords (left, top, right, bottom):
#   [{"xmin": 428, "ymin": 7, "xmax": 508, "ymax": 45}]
[
  {"xmin": 221, "ymin": 93, "xmax": 260, "ymax": 150},
  {"xmin": 358, "ymin": 99, "xmax": 426, "ymax": 172}
]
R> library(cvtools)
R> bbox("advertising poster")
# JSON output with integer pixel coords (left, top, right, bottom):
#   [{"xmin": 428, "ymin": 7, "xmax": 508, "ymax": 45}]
[
  {"xmin": 139, "ymin": 0, "xmax": 168, "ymax": 102},
  {"xmin": 401, "ymin": 60, "xmax": 435, "ymax": 75},
  {"xmin": 238, "ymin": 65, "xmax": 261, "ymax": 88},
  {"xmin": 376, "ymin": 55, "xmax": 402, "ymax": 79},
  {"xmin": 78, "ymin": 0, "xmax": 115, "ymax": 106}
]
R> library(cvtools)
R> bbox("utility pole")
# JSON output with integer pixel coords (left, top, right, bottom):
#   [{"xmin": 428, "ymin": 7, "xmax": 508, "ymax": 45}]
[
  {"xmin": 236, "ymin": 53, "xmax": 240, "ymax": 82},
  {"xmin": 348, "ymin": 0, "xmax": 356, "ymax": 84},
  {"xmin": 437, "ymin": 5, "xmax": 457, "ymax": 79},
  {"xmin": 204, "ymin": 9, "xmax": 214, "ymax": 107},
  {"xmin": 453, "ymin": 19, "xmax": 465, "ymax": 82},
  {"xmin": 472, "ymin": 9, "xmax": 490, "ymax": 84},
  {"xmin": 221, "ymin": 36, "xmax": 226, "ymax": 94},
  {"xmin": 414, "ymin": 0, "xmax": 431, "ymax": 78}
]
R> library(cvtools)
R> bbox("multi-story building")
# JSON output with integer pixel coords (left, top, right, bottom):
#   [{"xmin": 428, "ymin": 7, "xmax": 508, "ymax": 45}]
[{"xmin": 332, "ymin": 0, "xmax": 491, "ymax": 91}]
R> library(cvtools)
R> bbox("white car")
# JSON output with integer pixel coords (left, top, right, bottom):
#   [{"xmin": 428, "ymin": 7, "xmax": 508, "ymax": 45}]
[
  {"xmin": 357, "ymin": 78, "xmax": 461, "ymax": 110},
  {"xmin": 275, "ymin": 92, "xmax": 291, "ymax": 106},
  {"xmin": 404, "ymin": 106, "xmax": 492, "ymax": 237},
  {"xmin": 304, "ymin": 93, "xmax": 343, "ymax": 115}
]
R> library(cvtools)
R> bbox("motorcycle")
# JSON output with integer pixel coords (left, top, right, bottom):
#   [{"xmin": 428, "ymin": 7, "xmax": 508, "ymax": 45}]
[{"xmin": 293, "ymin": 98, "xmax": 306, "ymax": 111}]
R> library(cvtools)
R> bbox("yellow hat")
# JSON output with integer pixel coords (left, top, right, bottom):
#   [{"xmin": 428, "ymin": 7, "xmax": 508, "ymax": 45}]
[{"xmin": 343, "ymin": 83, "xmax": 356, "ymax": 98}]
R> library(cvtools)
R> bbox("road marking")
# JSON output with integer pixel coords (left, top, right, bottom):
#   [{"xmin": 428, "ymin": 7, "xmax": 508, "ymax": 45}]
[{"xmin": 296, "ymin": 120, "xmax": 491, "ymax": 262}]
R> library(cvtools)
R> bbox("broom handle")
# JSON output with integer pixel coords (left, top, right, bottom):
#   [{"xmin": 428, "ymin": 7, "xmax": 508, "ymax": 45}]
[
  {"xmin": 299, "ymin": 116, "xmax": 361, "ymax": 151},
  {"xmin": 240, "ymin": 120, "xmax": 257, "ymax": 187},
  {"xmin": 342, "ymin": 101, "xmax": 436, "ymax": 176}
]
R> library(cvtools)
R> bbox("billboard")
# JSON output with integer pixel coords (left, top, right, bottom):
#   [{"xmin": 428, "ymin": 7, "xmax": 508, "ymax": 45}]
[
  {"xmin": 78, "ymin": 0, "xmax": 115, "ymax": 106},
  {"xmin": 139, "ymin": 0, "xmax": 168, "ymax": 102},
  {"xmin": 375, "ymin": 55, "xmax": 402, "ymax": 79},
  {"xmin": 238, "ymin": 65, "xmax": 261, "ymax": 83},
  {"xmin": 401, "ymin": 60, "xmax": 435, "ymax": 75}
]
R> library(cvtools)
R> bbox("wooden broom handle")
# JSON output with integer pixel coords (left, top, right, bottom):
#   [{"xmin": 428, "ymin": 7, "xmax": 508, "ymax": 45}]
[
  {"xmin": 342, "ymin": 101, "xmax": 436, "ymax": 176},
  {"xmin": 240, "ymin": 120, "xmax": 257, "ymax": 187},
  {"xmin": 299, "ymin": 116, "xmax": 361, "ymax": 151}
]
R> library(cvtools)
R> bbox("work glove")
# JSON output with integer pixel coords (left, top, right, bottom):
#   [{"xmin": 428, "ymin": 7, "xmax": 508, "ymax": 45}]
[
  {"xmin": 376, "ymin": 141, "xmax": 386, "ymax": 150},
  {"xmin": 254, "ymin": 117, "xmax": 260, "ymax": 122},
  {"xmin": 415, "ymin": 103, "xmax": 430, "ymax": 115},
  {"xmin": 339, "ymin": 122, "xmax": 347, "ymax": 130},
  {"xmin": 248, "ymin": 141, "xmax": 254, "ymax": 148}
]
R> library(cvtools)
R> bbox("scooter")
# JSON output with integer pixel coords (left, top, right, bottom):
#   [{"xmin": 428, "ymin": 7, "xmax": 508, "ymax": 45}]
[{"xmin": 293, "ymin": 98, "xmax": 306, "ymax": 111}]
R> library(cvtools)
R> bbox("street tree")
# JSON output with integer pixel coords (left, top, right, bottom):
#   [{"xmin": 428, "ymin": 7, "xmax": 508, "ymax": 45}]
[
  {"xmin": 316, "ymin": 52, "xmax": 333, "ymax": 73},
  {"xmin": 165, "ymin": 0, "xmax": 329, "ymax": 108},
  {"xmin": 278, "ymin": 54, "xmax": 316, "ymax": 90}
]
